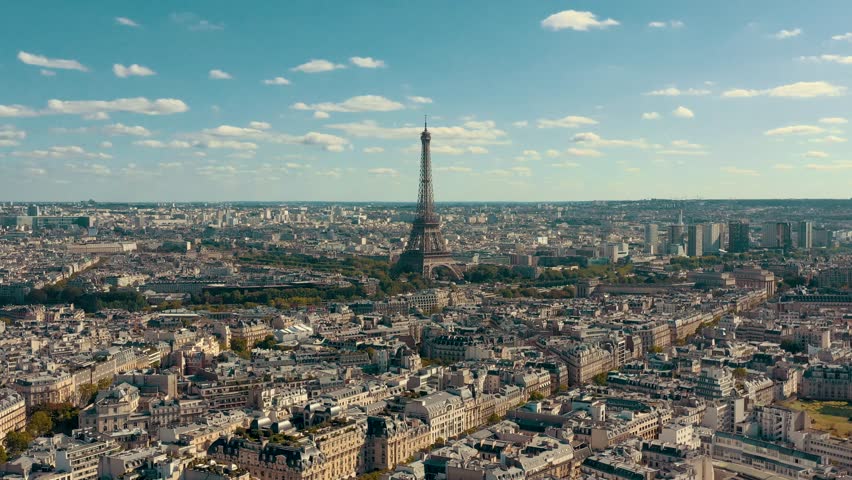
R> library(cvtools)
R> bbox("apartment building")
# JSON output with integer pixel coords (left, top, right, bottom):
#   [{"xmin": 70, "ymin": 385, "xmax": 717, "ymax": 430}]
[
  {"xmin": 564, "ymin": 344, "xmax": 613, "ymax": 386},
  {"xmin": 756, "ymin": 405, "xmax": 807, "ymax": 443},
  {"xmin": 801, "ymin": 364, "xmax": 852, "ymax": 401},
  {"xmin": 55, "ymin": 436, "xmax": 122, "ymax": 480},
  {"xmin": 14, "ymin": 372, "xmax": 75, "ymax": 409},
  {"xmin": 78, "ymin": 383, "xmax": 150, "ymax": 434},
  {"xmin": 404, "ymin": 391, "xmax": 467, "ymax": 442},
  {"xmin": 0, "ymin": 388, "xmax": 26, "ymax": 444},
  {"xmin": 365, "ymin": 416, "xmax": 432, "ymax": 471},
  {"xmin": 712, "ymin": 431, "xmax": 821, "ymax": 479}
]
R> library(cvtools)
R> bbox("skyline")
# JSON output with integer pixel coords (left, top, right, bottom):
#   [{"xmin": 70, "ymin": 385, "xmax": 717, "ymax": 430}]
[{"xmin": 3, "ymin": 1, "xmax": 852, "ymax": 201}]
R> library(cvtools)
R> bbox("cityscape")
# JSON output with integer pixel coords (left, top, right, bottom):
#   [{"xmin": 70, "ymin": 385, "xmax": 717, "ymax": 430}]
[{"xmin": 2, "ymin": 3, "xmax": 852, "ymax": 480}]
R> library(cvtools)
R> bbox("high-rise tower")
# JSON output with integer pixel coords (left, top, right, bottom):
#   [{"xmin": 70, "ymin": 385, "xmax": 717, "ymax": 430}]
[
  {"xmin": 728, "ymin": 220, "xmax": 750, "ymax": 253},
  {"xmin": 397, "ymin": 119, "xmax": 463, "ymax": 279}
]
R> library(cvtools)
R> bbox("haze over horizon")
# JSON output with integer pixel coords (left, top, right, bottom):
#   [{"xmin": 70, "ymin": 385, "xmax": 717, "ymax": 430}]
[{"xmin": 3, "ymin": 0, "xmax": 852, "ymax": 202}]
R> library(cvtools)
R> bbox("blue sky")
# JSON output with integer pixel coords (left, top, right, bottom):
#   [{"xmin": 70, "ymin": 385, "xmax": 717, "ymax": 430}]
[{"xmin": 2, "ymin": 0, "xmax": 852, "ymax": 202}]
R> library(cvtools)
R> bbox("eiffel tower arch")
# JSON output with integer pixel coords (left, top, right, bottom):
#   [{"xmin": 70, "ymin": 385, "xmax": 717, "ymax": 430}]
[{"xmin": 396, "ymin": 119, "xmax": 464, "ymax": 280}]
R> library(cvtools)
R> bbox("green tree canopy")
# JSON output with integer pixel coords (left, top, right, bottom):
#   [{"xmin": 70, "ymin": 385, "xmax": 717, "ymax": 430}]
[{"xmin": 27, "ymin": 411, "xmax": 53, "ymax": 437}]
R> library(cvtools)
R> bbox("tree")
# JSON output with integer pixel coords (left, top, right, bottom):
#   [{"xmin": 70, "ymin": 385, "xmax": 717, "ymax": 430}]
[
  {"xmin": 648, "ymin": 345, "xmax": 664, "ymax": 354},
  {"xmin": 733, "ymin": 368, "xmax": 748, "ymax": 380},
  {"xmin": 528, "ymin": 391, "xmax": 546, "ymax": 401},
  {"xmin": 780, "ymin": 340, "xmax": 804, "ymax": 355},
  {"xmin": 593, "ymin": 372, "xmax": 609, "ymax": 386},
  {"xmin": 78, "ymin": 383, "xmax": 99, "ymax": 404},
  {"xmin": 255, "ymin": 335, "xmax": 279, "ymax": 350},
  {"xmin": 230, "ymin": 338, "xmax": 251, "ymax": 359},
  {"xmin": 5, "ymin": 431, "xmax": 32, "ymax": 455},
  {"xmin": 487, "ymin": 413, "xmax": 501, "ymax": 424},
  {"xmin": 27, "ymin": 411, "xmax": 53, "ymax": 437},
  {"xmin": 0, "ymin": 445, "xmax": 7, "ymax": 463}
]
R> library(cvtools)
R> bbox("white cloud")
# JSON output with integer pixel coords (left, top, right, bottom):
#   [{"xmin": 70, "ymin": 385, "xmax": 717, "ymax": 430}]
[
  {"xmin": 463, "ymin": 120, "xmax": 495, "ymax": 129},
  {"xmin": 721, "ymin": 166, "xmax": 760, "ymax": 176},
  {"xmin": 655, "ymin": 141, "xmax": 708, "ymax": 156},
  {"xmin": 100, "ymin": 141, "xmax": 113, "ymax": 149},
  {"xmin": 316, "ymin": 169, "xmax": 342, "ymax": 178},
  {"xmin": 805, "ymin": 161, "xmax": 852, "ymax": 170},
  {"xmin": 659, "ymin": 150, "xmax": 707, "ymax": 156},
  {"xmin": 12, "ymin": 145, "xmax": 111, "ymax": 160},
  {"xmin": 17, "ymin": 51, "xmax": 87, "ymax": 71},
  {"xmin": 545, "ymin": 149, "xmax": 560, "ymax": 158},
  {"xmin": 515, "ymin": 149, "xmax": 540, "ymax": 161},
  {"xmin": 170, "ymin": 12, "xmax": 223, "ymax": 31},
  {"xmin": 368, "ymin": 167, "xmax": 399, "ymax": 176},
  {"xmin": 249, "ymin": 121, "xmax": 271, "ymax": 130},
  {"xmin": 198, "ymin": 165, "xmax": 238, "ymax": 177},
  {"xmin": 649, "ymin": 20, "xmax": 684, "ymax": 28},
  {"xmin": 722, "ymin": 81, "xmax": 846, "ymax": 98},
  {"xmin": 313, "ymin": 111, "xmax": 330, "ymax": 119},
  {"xmin": 133, "ymin": 139, "xmax": 194, "ymax": 149},
  {"xmin": 409, "ymin": 144, "xmax": 489, "ymax": 155},
  {"xmin": 350, "ymin": 56, "xmax": 386, "ymax": 68},
  {"xmin": 326, "ymin": 120, "xmax": 507, "ymax": 145},
  {"xmin": 203, "ymin": 139, "xmax": 257, "ymax": 150},
  {"xmin": 833, "ymin": 32, "xmax": 852, "ymax": 41},
  {"xmin": 672, "ymin": 106, "xmax": 695, "ymax": 119},
  {"xmin": 510, "ymin": 166, "xmax": 532, "ymax": 176},
  {"xmin": 552, "ymin": 161, "xmax": 580, "ymax": 168},
  {"xmin": 65, "ymin": 162, "xmax": 111, "ymax": 176},
  {"xmin": 541, "ymin": 10, "xmax": 619, "ymax": 31},
  {"xmin": 0, "ymin": 105, "xmax": 39, "ymax": 118},
  {"xmin": 645, "ymin": 87, "xmax": 711, "ymax": 96},
  {"xmin": 773, "ymin": 28, "xmax": 802, "ymax": 39},
  {"xmin": 292, "ymin": 95, "xmax": 404, "ymax": 113},
  {"xmin": 200, "ymin": 125, "xmax": 266, "ymax": 139},
  {"xmin": 537, "ymin": 115, "xmax": 598, "ymax": 128},
  {"xmin": 407, "ymin": 96, "xmax": 433, "ymax": 104},
  {"xmin": 84, "ymin": 112, "xmax": 110, "ymax": 121},
  {"xmin": 435, "ymin": 166, "xmax": 473, "ymax": 173},
  {"xmin": 40, "ymin": 69, "xmax": 56, "ymax": 77},
  {"xmin": 115, "ymin": 17, "xmax": 140, "ymax": 27},
  {"xmin": 2, "ymin": 99, "xmax": 187, "ymax": 118},
  {"xmin": 113, "ymin": 63, "xmax": 156, "ymax": 78},
  {"xmin": 363, "ymin": 147, "xmax": 384, "ymax": 154},
  {"xmin": 671, "ymin": 140, "xmax": 702, "ymax": 149},
  {"xmin": 764, "ymin": 125, "xmax": 824, "ymax": 136},
  {"xmin": 572, "ymin": 132, "xmax": 654, "ymax": 149},
  {"xmin": 798, "ymin": 54, "xmax": 852, "ymax": 65},
  {"xmin": 566, "ymin": 147, "xmax": 603, "ymax": 157},
  {"xmin": 104, "ymin": 123, "xmax": 151, "ymax": 137},
  {"xmin": 773, "ymin": 164, "xmax": 794, "ymax": 170},
  {"xmin": 809, "ymin": 135, "xmax": 847, "ymax": 143},
  {"xmin": 195, "ymin": 124, "xmax": 350, "ymax": 152},
  {"xmin": 263, "ymin": 76, "xmax": 290, "ymax": 85},
  {"xmin": 512, "ymin": 121, "xmax": 529, "ymax": 128},
  {"xmin": 47, "ymin": 97, "xmax": 189, "ymax": 116},
  {"xmin": 804, "ymin": 150, "xmax": 829, "ymax": 158},
  {"xmin": 0, "ymin": 125, "xmax": 26, "ymax": 147},
  {"xmin": 209, "ymin": 69, "xmax": 232, "ymax": 80},
  {"xmin": 819, "ymin": 117, "xmax": 848, "ymax": 124},
  {"xmin": 291, "ymin": 59, "xmax": 345, "ymax": 73},
  {"xmin": 624, "ymin": 167, "xmax": 641, "ymax": 173},
  {"xmin": 642, "ymin": 112, "xmax": 661, "ymax": 120}
]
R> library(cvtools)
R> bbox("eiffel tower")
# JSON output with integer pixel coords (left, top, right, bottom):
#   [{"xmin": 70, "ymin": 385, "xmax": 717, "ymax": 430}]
[{"xmin": 396, "ymin": 118, "xmax": 463, "ymax": 279}]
